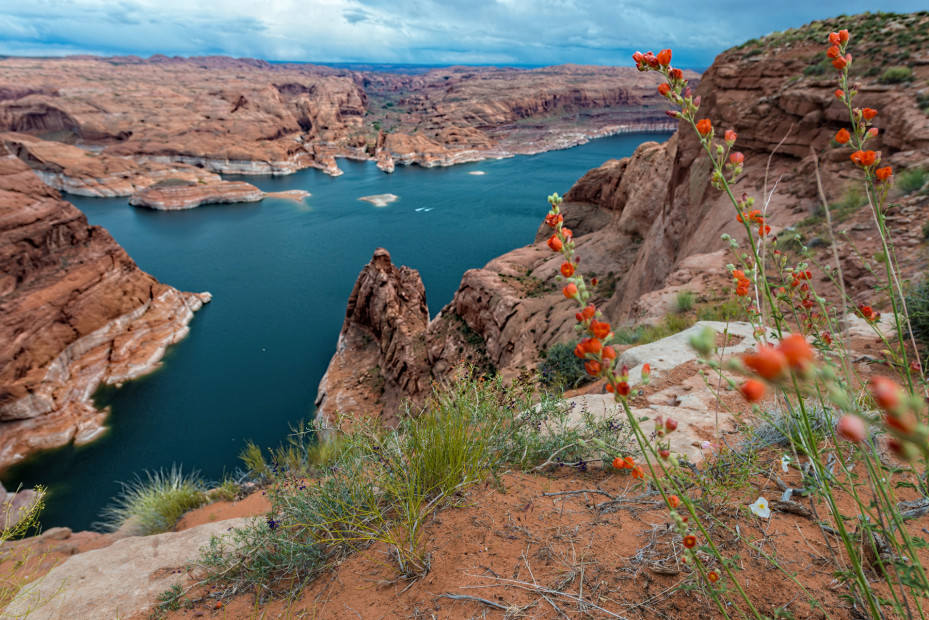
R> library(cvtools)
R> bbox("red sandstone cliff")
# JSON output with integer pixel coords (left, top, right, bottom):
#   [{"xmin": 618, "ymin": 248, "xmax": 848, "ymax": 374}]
[
  {"xmin": 0, "ymin": 143, "xmax": 210, "ymax": 470},
  {"xmin": 0, "ymin": 58, "xmax": 686, "ymax": 189},
  {"xmin": 315, "ymin": 12, "xmax": 929, "ymax": 426}
]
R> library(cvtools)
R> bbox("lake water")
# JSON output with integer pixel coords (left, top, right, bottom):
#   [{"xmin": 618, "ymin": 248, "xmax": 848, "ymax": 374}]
[{"xmin": 2, "ymin": 132, "xmax": 670, "ymax": 531}]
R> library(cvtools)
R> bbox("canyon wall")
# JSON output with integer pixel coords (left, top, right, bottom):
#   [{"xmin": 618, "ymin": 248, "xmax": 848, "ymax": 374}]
[
  {"xmin": 315, "ymin": 12, "xmax": 929, "ymax": 427},
  {"xmin": 0, "ymin": 144, "xmax": 209, "ymax": 469},
  {"xmin": 0, "ymin": 57, "xmax": 687, "ymax": 189}
]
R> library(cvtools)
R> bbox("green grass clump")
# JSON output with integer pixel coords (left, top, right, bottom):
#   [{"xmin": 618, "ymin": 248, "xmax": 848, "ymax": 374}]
[
  {"xmin": 673, "ymin": 290, "xmax": 696, "ymax": 313},
  {"xmin": 696, "ymin": 298, "xmax": 750, "ymax": 323},
  {"xmin": 97, "ymin": 466, "xmax": 207, "ymax": 535},
  {"xmin": 897, "ymin": 167, "xmax": 928, "ymax": 194},
  {"xmin": 538, "ymin": 341, "xmax": 594, "ymax": 391},
  {"xmin": 878, "ymin": 66, "xmax": 914, "ymax": 84}
]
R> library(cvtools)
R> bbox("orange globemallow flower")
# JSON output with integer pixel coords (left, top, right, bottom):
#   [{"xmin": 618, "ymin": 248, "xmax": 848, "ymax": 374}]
[
  {"xmin": 631, "ymin": 466, "xmax": 645, "ymax": 479},
  {"xmin": 590, "ymin": 320, "xmax": 611, "ymax": 340},
  {"xmin": 657, "ymin": 48, "xmax": 672, "ymax": 66},
  {"xmin": 826, "ymin": 45, "xmax": 841, "ymax": 59},
  {"xmin": 870, "ymin": 376, "xmax": 902, "ymax": 412},
  {"xmin": 563, "ymin": 283, "xmax": 578, "ymax": 298},
  {"xmin": 696, "ymin": 119, "xmax": 712, "ymax": 136},
  {"xmin": 777, "ymin": 334, "xmax": 814, "ymax": 369},
  {"xmin": 829, "ymin": 32, "xmax": 841, "ymax": 45},
  {"xmin": 724, "ymin": 129, "xmax": 737, "ymax": 143},
  {"xmin": 876, "ymin": 166, "xmax": 893, "ymax": 182},
  {"xmin": 575, "ymin": 304, "xmax": 596, "ymax": 323},
  {"xmin": 730, "ymin": 152, "xmax": 745, "ymax": 165},
  {"xmin": 835, "ymin": 89, "xmax": 844, "ymax": 100},
  {"xmin": 560, "ymin": 262, "xmax": 575, "ymax": 277},
  {"xmin": 743, "ymin": 346, "xmax": 788, "ymax": 380},
  {"xmin": 862, "ymin": 108, "xmax": 878, "ymax": 120},
  {"xmin": 601, "ymin": 345, "xmax": 616, "ymax": 361},
  {"xmin": 683, "ymin": 535, "xmax": 697, "ymax": 549},
  {"xmin": 739, "ymin": 379, "xmax": 766, "ymax": 403},
  {"xmin": 837, "ymin": 415, "xmax": 866, "ymax": 443},
  {"xmin": 545, "ymin": 213, "xmax": 563, "ymax": 228},
  {"xmin": 584, "ymin": 360, "xmax": 602, "ymax": 376},
  {"xmin": 657, "ymin": 83, "xmax": 671, "ymax": 97},
  {"xmin": 561, "ymin": 227, "xmax": 573, "ymax": 241},
  {"xmin": 547, "ymin": 235, "xmax": 563, "ymax": 252},
  {"xmin": 835, "ymin": 128, "xmax": 851, "ymax": 144},
  {"xmin": 707, "ymin": 570, "xmax": 720, "ymax": 583},
  {"xmin": 850, "ymin": 150, "xmax": 877, "ymax": 167},
  {"xmin": 668, "ymin": 495, "xmax": 681, "ymax": 509},
  {"xmin": 832, "ymin": 55, "xmax": 848, "ymax": 70},
  {"xmin": 615, "ymin": 381, "xmax": 631, "ymax": 396}
]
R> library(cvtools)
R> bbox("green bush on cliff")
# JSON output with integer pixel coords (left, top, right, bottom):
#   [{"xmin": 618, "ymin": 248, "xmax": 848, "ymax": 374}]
[
  {"xmin": 538, "ymin": 342, "xmax": 593, "ymax": 390},
  {"xmin": 877, "ymin": 65, "xmax": 913, "ymax": 84},
  {"xmin": 97, "ymin": 466, "xmax": 207, "ymax": 536}
]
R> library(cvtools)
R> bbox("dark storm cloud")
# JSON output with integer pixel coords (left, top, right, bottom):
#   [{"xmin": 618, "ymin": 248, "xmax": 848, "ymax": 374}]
[{"xmin": 0, "ymin": 0, "xmax": 925, "ymax": 66}]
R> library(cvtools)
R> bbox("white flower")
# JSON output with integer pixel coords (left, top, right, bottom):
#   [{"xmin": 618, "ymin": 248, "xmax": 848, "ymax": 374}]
[
  {"xmin": 749, "ymin": 496, "xmax": 771, "ymax": 519},
  {"xmin": 781, "ymin": 455, "xmax": 790, "ymax": 473}
]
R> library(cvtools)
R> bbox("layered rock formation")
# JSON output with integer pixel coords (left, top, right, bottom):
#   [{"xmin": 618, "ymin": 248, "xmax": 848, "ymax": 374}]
[
  {"xmin": 128, "ymin": 179, "xmax": 264, "ymax": 210},
  {"xmin": 0, "ymin": 132, "xmax": 221, "ymax": 197},
  {"xmin": 315, "ymin": 249, "xmax": 432, "ymax": 429},
  {"xmin": 0, "ymin": 56, "xmax": 685, "ymax": 187},
  {"xmin": 315, "ymin": 12, "xmax": 929, "ymax": 427},
  {"xmin": 0, "ymin": 143, "xmax": 209, "ymax": 470}
]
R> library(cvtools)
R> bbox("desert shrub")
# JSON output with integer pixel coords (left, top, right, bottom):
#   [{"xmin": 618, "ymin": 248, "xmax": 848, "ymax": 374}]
[
  {"xmin": 674, "ymin": 289, "xmax": 696, "ymax": 313},
  {"xmin": 538, "ymin": 341, "xmax": 593, "ymax": 390},
  {"xmin": 206, "ymin": 479, "xmax": 239, "ymax": 503},
  {"xmin": 97, "ymin": 466, "xmax": 207, "ymax": 535},
  {"xmin": 0, "ymin": 488, "xmax": 45, "ymax": 609},
  {"xmin": 878, "ymin": 66, "xmax": 914, "ymax": 84},
  {"xmin": 905, "ymin": 277, "xmax": 929, "ymax": 355},
  {"xmin": 918, "ymin": 92, "xmax": 929, "ymax": 114},
  {"xmin": 696, "ymin": 298, "xmax": 749, "ymax": 322},
  {"xmin": 897, "ymin": 167, "xmax": 928, "ymax": 193}
]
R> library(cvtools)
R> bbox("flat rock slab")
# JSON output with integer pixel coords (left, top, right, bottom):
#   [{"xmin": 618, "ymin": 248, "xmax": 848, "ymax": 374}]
[
  {"xmin": 618, "ymin": 321, "xmax": 767, "ymax": 382},
  {"xmin": 3, "ymin": 518, "xmax": 247, "ymax": 620}
]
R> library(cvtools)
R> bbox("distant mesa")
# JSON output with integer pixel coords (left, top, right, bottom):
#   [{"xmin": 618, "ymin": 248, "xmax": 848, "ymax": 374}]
[{"xmin": 359, "ymin": 193, "xmax": 398, "ymax": 207}]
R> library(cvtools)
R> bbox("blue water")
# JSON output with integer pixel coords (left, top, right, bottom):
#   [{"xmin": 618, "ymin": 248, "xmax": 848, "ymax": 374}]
[{"xmin": 1, "ymin": 133, "xmax": 670, "ymax": 531}]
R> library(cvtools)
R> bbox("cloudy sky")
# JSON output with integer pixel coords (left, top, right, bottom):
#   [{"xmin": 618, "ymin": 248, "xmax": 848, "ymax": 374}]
[{"xmin": 1, "ymin": 1, "xmax": 925, "ymax": 69}]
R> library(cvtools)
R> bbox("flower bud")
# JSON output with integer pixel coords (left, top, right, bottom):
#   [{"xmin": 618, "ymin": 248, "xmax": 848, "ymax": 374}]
[
  {"xmin": 837, "ymin": 415, "xmax": 866, "ymax": 443},
  {"xmin": 689, "ymin": 326, "xmax": 715, "ymax": 356}
]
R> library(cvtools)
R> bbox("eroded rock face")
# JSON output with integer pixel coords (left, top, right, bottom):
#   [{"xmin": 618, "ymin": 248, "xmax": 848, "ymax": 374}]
[
  {"xmin": 315, "ymin": 249, "xmax": 432, "ymax": 429},
  {"xmin": 0, "ymin": 131, "xmax": 221, "ymax": 197},
  {"xmin": 0, "ymin": 144, "xmax": 209, "ymax": 470}
]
